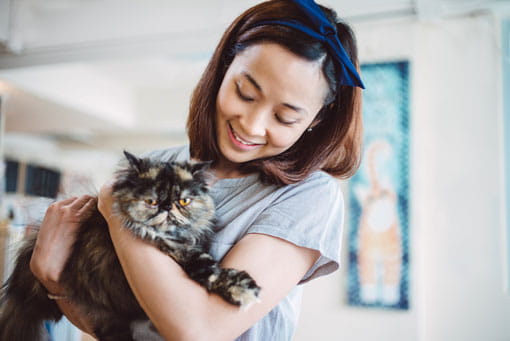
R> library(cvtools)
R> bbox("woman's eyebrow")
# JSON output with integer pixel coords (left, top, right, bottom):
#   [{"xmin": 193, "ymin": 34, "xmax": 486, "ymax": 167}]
[
  {"xmin": 283, "ymin": 103, "xmax": 307, "ymax": 116},
  {"xmin": 242, "ymin": 72, "xmax": 262, "ymax": 92},
  {"xmin": 242, "ymin": 71, "xmax": 308, "ymax": 116}
]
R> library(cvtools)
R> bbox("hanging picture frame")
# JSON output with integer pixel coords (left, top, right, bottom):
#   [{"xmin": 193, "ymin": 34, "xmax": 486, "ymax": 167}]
[{"xmin": 347, "ymin": 61, "xmax": 410, "ymax": 310}]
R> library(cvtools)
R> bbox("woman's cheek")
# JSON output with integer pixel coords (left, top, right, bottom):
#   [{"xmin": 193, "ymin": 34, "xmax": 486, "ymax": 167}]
[
  {"xmin": 217, "ymin": 92, "xmax": 241, "ymax": 119},
  {"xmin": 269, "ymin": 128, "xmax": 303, "ymax": 150}
]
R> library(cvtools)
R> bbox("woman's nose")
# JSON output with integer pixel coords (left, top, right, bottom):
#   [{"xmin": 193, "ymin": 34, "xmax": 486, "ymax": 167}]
[{"xmin": 241, "ymin": 106, "xmax": 269, "ymax": 137}]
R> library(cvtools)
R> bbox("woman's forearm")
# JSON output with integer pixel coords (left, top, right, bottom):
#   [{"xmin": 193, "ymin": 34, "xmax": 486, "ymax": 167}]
[
  {"xmin": 55, "ymin": 300, "xmax": 97, "ymax": 337},
  {"xmin": 100, "ymin": 183, "xmax": 318, "ymax": 340},
  {"xmin": 106, "ymin": 214, "xmax": 242, "ymax": 341}
]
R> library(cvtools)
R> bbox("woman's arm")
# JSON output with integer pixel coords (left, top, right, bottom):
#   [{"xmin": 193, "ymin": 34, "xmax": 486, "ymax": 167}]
[
  {"xmin": 99, "ymin": 185, "xmax": 320, "ymax": 341},
  {"xmin": 29, "ymin": 195, "xmax": 98, "ymax": 336}
]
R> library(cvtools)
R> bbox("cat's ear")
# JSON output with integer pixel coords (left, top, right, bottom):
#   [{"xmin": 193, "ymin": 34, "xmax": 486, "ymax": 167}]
[
  {"xmin": 123, "ymin": 151, "xmax": 143, "ymax": 173},
  {"xmin": 190, "ymin": 160, "xmax": 212, "ymax": 173},
  {"xmin": 190, "ymin": 161, "xmax": 215, "ymax": 187}
]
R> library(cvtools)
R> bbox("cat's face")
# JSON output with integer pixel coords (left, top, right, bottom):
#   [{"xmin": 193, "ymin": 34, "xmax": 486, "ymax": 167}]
[{"xmin": 112, "ymin": 152, "xmax": 215, "ymax": 235}]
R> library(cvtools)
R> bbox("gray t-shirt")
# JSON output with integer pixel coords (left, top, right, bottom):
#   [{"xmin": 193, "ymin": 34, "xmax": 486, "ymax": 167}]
[{"xmin": 133, "ymin": 145, "xmax": 344, "ymax": 341}]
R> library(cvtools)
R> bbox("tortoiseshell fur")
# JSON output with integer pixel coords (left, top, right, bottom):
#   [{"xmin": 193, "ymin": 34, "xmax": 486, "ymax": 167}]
[{"xmin": 0, "ymin": 152, "xmax": 260, "ymax": 341}]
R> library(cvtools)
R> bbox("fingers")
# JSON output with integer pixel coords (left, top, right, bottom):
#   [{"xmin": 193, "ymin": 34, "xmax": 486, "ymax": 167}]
[
  {"xmin": 78, "ymin": 197, "xmax": 97, "ymax": 218},
  {"xmin": 43, "ymin": 195, "xmax": 98, "ymax": 227},
  {"xmin": 79, "ymin": 197, "xmax": 97, "ymax": 211},
  {"xmin": 56, "ymin": 196, "xmax": 79, "ymax": 206},
  {"xmin": 49, "ymin": 195, "xmax": 93, "ymax": 211},
  {"xmin": 67, "ymin": 195, "xmax": 96, "ymax": 210}
]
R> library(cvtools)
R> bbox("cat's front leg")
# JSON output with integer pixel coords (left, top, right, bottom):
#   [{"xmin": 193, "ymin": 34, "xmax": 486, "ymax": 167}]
[
  {"xmin": 182, "ymin": 252, "xmax": 261, "ymax": 309},
  {"xmin": 210, "ymin": 267, "xmax": 262, "ymax": 309}
]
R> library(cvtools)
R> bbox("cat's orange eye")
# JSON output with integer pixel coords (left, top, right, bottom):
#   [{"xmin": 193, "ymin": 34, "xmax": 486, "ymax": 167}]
[
  {"xmin": 144, "ymin": 199, "xmax": 158, "ymax": 206},
  {"xmin": 178, "ymin": 198, "xmax": 191, "ymax": 207}
]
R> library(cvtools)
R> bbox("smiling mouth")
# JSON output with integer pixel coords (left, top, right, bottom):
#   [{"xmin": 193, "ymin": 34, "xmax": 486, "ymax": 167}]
[{"xmin": 228, "ymin": 123, "xmax": 265, "ymax": 146}]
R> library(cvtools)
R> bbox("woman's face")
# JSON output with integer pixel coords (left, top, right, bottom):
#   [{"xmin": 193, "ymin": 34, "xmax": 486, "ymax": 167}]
[{"xmin": 215, "ymin": 42, "xmax": 329, "ymax": 167}]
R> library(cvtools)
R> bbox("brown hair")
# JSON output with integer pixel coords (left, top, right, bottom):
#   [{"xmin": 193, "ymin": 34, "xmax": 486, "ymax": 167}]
[{"xmin": 187, "ymin": 0, "xmax": 363, "ymax": 186}]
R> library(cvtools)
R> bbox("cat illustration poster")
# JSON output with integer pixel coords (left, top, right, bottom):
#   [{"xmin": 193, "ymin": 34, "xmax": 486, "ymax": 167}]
[{"xmin": 347, "ymin": 62, "xmax": 410, "ymax": 310}]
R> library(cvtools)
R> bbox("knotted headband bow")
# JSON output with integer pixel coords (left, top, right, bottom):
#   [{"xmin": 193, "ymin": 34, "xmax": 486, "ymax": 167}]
[{"xmin": 253, "ymin": 0, "xmax": 365, "ymax": 89}]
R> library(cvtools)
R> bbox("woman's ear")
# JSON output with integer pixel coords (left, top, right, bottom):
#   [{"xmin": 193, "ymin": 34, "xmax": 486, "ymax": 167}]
[
  {"xmin": 309, "ymin": 119, "xmax": 321, "ymax": 130},
  {"xmin": 309, "ymin": 115, "xmax": 323, "ymax": 130}
]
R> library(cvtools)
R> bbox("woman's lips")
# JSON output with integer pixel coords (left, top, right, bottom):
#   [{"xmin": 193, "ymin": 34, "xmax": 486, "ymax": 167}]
[{"xmin": 227, "ymin": 123, "xmax": 265, "ymax": 149}]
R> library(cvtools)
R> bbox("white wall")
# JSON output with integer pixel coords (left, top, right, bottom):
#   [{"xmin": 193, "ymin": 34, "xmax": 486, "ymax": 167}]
[{"xmin": 295, "ymin": 12, "xmax": 510, "ymax": 341}]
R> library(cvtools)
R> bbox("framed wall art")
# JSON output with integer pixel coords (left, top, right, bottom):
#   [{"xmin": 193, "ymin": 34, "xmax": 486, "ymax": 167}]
[{"xmin": 347, "ymin": 61, "xmax": 410, "ymax": 310}]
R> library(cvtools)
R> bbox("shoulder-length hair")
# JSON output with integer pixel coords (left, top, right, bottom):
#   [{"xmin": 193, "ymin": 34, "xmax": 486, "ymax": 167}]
[{"xmin": 187, "ymin": 0, "xmax": 363, "ymax": 186}]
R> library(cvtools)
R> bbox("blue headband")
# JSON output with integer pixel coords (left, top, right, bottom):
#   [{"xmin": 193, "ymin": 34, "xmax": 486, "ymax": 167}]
[{"xmin": 253, "ymin": 0, "xmax": 365, "ymax": 89}]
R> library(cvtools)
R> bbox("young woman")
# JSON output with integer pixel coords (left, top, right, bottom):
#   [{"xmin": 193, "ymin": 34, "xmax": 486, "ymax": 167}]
[{"xmin": 29, "ymin": 0, "xmax": 364, "ymax": 340}]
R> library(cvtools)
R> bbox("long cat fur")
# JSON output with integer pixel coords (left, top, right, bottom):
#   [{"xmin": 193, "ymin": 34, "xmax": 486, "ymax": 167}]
[{"xmin": 0, "ymin": 151, "xmax": 260, "ymax": 341}]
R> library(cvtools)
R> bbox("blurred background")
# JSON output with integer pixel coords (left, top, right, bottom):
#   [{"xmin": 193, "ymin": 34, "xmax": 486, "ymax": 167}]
[{"xmin": 1, "ymin": 0, "xmax": 510, "ymax": 340}]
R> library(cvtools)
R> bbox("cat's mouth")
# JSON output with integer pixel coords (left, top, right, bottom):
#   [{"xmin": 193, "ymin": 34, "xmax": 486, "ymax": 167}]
[
  {"xmin": 144, "ymin": 211, "xmax": 181, "ymax": 228},
  {"xmin": 141, "ymin": 211, "xmax": 184, "ymax": 230}
]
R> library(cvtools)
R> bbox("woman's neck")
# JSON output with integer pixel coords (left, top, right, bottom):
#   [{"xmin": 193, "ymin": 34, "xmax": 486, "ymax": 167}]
[{"xmin": 211, "ymin": 158, "xmax": 248, "ymax": 180}]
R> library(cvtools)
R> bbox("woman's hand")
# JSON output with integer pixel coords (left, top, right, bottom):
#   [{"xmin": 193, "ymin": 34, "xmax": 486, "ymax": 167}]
[
  {"xmin": 29, "ymin": 195, "xmax": 98, "ymax": 336},
  {"xmin": 30, "ymin": 195, "xmax": 97, "ymax": 295},
  {"xmin": 97, "ymin": 181, "xmax": 115, "ymax": 220}
]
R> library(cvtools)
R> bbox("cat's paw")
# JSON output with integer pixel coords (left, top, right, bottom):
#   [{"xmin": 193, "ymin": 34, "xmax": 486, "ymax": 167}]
[
  {"xmin": 214, "ymin": 269, "xmax": 261, "ymax": 309},
  {"xmin": 229, "ymin": 275, "xmax": 261, "ymax": 310}
]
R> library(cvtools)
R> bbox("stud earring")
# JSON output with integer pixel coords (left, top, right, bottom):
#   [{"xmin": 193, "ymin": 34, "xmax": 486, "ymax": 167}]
[{"xmin": 307, "ymin": 127, "xmax": 313, "ymax": 132}]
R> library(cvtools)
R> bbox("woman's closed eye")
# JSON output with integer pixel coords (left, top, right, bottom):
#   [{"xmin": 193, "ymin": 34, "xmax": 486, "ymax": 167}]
[
  {"xmin": 275, "ymin": 113, "xmax": 299, "ymax": 126},
  {"xmin": 235, "ymin": 82, "xmax": 255, "ymax": 102},
  {"xmin": 235, "ymin": 80, "xmax": 300, "ymax": 126}
]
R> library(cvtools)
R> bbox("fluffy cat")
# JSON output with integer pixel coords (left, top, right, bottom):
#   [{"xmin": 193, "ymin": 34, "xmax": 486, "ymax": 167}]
[{"xmin": 0, "ymin": 151, "xmax": 261, "ymax": 341}]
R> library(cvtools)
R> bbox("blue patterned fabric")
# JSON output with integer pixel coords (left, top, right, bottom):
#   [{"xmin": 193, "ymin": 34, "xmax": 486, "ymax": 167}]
[{"xmin": 252, "ymin": 0, "xmax": 365, "ymax": 88}]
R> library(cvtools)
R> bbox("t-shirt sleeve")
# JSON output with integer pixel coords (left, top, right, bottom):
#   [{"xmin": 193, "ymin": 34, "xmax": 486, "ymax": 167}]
[{"xmin": 246, "ymin": 173, "xmax": 344, "ymax": 284}]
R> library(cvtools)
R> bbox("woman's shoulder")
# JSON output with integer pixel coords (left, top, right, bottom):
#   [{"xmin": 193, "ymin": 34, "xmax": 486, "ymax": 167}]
[
  {"xmin": 140, "ymin": 145, "xmax": 190, "ymax": 162},
  {"xmin": 274, "ymin": 170, "xmax": 343, "ymax": 203},
  {"xmin": 304, "ymin": 170, "xmax": 341, "ymax": 187},
  {"xmin": 246, "ymin": 170, "xmax": 345, "ymax": 284},
  {"xmin": 253, "ymin": 170, "xmax": 344, "ymax": 227}
]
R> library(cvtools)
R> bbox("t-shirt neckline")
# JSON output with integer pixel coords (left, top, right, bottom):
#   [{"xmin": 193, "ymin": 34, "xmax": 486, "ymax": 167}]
[{"xmin": 211, "ymin": 174, "xmax": 259, "ymax": 188}]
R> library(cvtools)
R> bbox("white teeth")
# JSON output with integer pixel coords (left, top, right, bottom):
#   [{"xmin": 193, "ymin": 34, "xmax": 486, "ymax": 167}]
[
  {"xmin": 234, "ymin": 133, "xmax": 254, "ymax": 145},
  {"xmin": 231, "ymin": 125, "xmax": 258, "ymax": 145}
]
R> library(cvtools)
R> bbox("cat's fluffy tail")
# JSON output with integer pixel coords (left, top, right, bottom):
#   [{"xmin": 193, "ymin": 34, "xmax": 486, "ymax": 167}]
[
  {"xmin": 0, "ymin": 294, "xmax": 49, "ymax": 341},
  {"xmin": 0, "ymin": 238, "xmax": 63, "ymax": 341}
]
